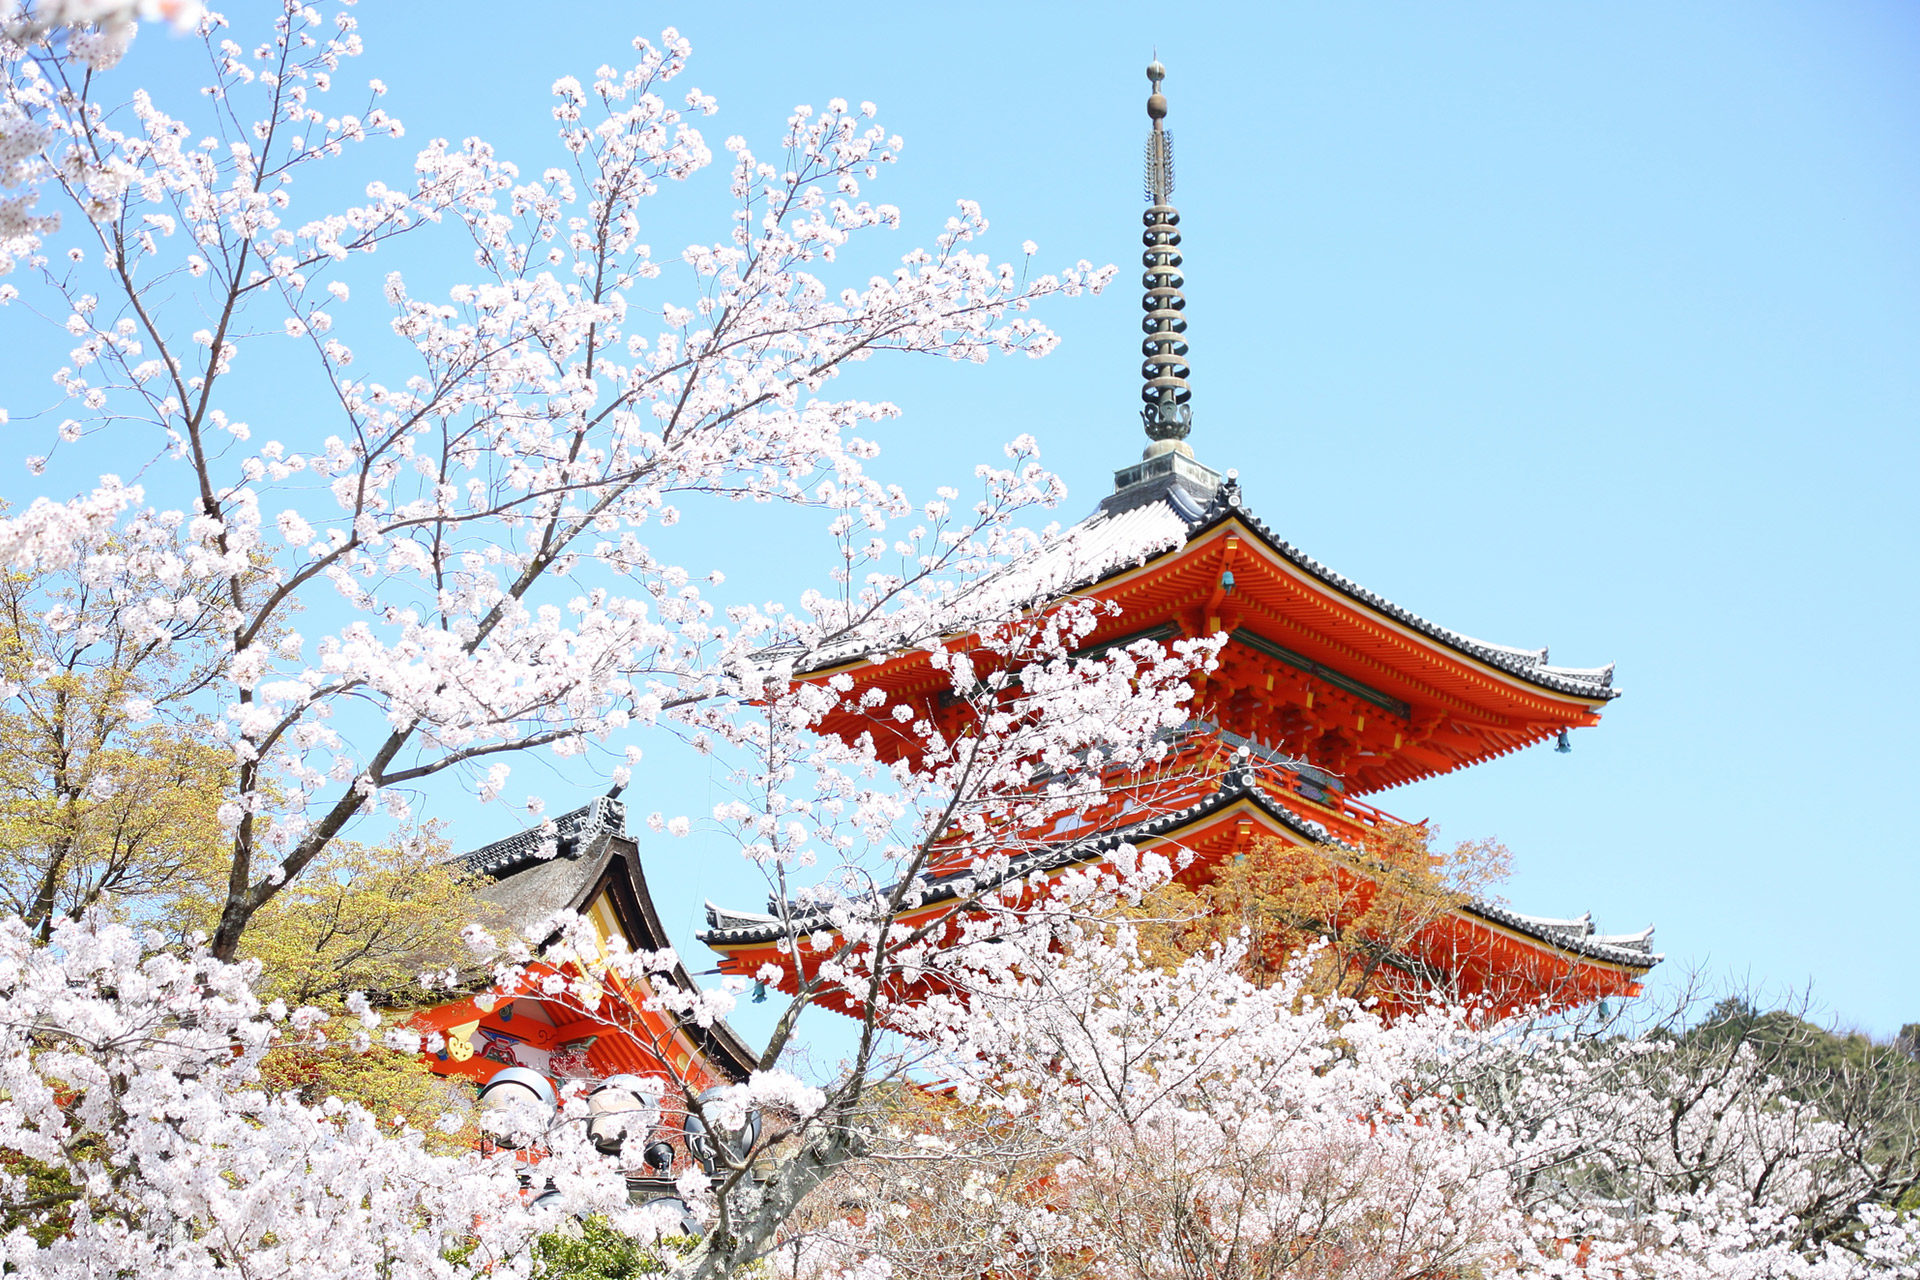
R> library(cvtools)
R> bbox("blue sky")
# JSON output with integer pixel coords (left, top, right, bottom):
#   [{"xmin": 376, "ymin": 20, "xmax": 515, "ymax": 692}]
[{"xmin": 24, "ymin": 3, "xmax": 1919, "ymax": 1043}]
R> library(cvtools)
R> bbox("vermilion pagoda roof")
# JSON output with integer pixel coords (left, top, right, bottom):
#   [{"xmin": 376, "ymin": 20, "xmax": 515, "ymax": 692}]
[
  {"xmin": 699, "ymin": 751, "xmax": 1658, "ymax": 978},
  {"xmin": 794, "ymin": 461, "xmax": 1619, "ymax": 796},
  {"xmin": 1013, "ymin": 464, "xmax": 1617, "ymax": 700},
  {"xmin": 1174, "ymin": 475, "xmax": 1616, "ymax": 701},
  {"xmin": 700, "ymin": 461, "xmax": 1654, "ymax": 1011},
  {"xmin": 790, "ymin": 466, "xmax": 1616, "ymax": 699}
]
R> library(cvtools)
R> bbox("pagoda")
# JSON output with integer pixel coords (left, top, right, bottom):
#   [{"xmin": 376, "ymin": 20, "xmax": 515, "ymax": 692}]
[{"xmin": 700, "ymin": 62, "xmax": 1658, "ymax": 1016}]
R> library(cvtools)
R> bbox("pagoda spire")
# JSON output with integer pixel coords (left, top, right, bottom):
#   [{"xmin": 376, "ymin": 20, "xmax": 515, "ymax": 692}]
[
  {"xmin": 1108, "ymin": 60, "xmax": 1220, "ymax": 507},
  {"xmin": 1140, "ymin": 60, "xmax": 1193, "ymax": 456}
]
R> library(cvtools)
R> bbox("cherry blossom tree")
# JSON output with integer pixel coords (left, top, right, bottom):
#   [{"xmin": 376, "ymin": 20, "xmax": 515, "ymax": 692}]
[
  {"xmin": 0, "ymin": 0, "xmax": 1111, "ymax": 963},
  {"xmin": 1472, "ymin": 990, "xmax": 1920, "ymax": 1279},
  {"xmin": 8, "ymin": 905, "xmax": 1916, "ymax": 1277},
  {"xmin": 452, "ymin": 592, "xmax": 1228, "ymax": 1275},
  {"xmin": 769, "ymin": 920, "xmax": 1920, "ymax": 1280},
  {"xmin": 2, "ymin": 0, "xmax": 200, "ymax": 44},
  {"xmin": 0, "ymin": 2, "xmax": 1218, "ymax": 1273}
]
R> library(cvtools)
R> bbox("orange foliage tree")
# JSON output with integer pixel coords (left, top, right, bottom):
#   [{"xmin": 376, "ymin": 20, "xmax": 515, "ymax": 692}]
[{"xmin": 1137, "ymin": 824, "xmax": 1511, "ymax": 1001}]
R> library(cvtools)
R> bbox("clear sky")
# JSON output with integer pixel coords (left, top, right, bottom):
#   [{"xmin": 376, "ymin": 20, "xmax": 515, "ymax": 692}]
[{"xmin": 29, "ymin": 3, "xmax": 1920, "ymax": 1042}]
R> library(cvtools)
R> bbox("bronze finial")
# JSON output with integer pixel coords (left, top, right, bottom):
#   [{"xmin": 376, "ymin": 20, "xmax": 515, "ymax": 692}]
[{"xmin": 1140, "ymin": 59, "xmax": 1192, "ymax": 453}]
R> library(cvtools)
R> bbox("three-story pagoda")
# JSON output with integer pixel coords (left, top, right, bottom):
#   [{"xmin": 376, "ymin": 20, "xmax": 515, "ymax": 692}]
[{"xmin": 701, "ymin": 61, "xmax": 1658, "ymax": 1017}]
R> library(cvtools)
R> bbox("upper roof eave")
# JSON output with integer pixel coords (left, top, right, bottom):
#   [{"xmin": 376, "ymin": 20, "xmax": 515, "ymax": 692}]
[
  {"xmin": 759, "ymin": 483, "xmax": 1618, "ymax": 708},
  {"xmin": 1177, "ymin": 484, "xmax": 1619, "ymax": 703}
]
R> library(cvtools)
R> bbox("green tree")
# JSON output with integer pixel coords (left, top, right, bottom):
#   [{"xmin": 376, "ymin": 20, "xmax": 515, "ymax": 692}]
[
  {"xmin": 532, "ymin": 1217, "xmax": 681, "ymax": 1279},
  {"xmin": 166, "ymin": 824, "xmax": 492, "ymax": 1134},
  {"xmin": 168, "ymin": 824, "xmax": 485, "ymax": 1007},
  {"xmin": 0, "ymin": 557, "xmax": 230, "ymax": 934},
  {"xmin": 0, "ymin": 558, "xmax": 492, "ymax": 1130}
]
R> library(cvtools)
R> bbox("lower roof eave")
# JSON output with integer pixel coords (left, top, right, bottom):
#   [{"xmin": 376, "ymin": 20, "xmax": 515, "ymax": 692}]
[
  {"xmin": 1458, "ymin": 901, "xmax": 1662, "ymax": 972},
  {"xmin": 698, "ymin": 778, "xmax": 1328, "ymax": 952},
  {"xmin": 700, "ymin": 777, "xmax": 1660, "ymax": 984}
]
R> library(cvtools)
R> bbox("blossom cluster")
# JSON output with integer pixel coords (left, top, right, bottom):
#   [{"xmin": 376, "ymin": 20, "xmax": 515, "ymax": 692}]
[
  {"xmin": 0, "ymin": 914, "xmax": 636, "ymax": 1278},
  {"xmin": 803, "ymin": 923, "xmax": 1920, "ymax": 1280}
]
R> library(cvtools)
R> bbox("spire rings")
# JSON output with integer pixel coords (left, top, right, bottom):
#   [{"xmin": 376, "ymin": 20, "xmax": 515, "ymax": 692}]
[{"xmin": 1138, "ymin": 60, "xmax": 1193, "ymax": 446}]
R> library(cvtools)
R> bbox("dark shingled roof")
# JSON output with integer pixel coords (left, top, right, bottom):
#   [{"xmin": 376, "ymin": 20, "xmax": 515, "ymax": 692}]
[
  {"xmin": 456, "ymin": 795, "xmax": 629, "ymax": 879},
  {"xmin": 452, "ymin": 798, "xmax": 762, "ymax": 1081}
]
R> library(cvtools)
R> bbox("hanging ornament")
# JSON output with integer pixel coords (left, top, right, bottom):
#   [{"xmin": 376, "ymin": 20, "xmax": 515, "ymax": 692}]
[{"xmin": 445, "ymin": 1018, "xmax": 481, "ymax": 1062}]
